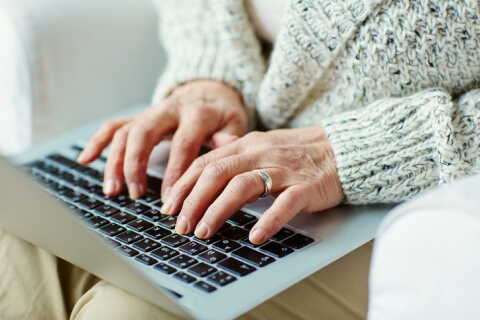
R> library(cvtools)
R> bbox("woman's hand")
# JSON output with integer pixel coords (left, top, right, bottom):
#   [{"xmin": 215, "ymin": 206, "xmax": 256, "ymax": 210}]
[
  {"xmin": 162, "ymin": 126, "xmax": 343, "ymax": 244},
  {"xmin": 77, "ymin": 80, "xmax": 247, "ymax": 199}
]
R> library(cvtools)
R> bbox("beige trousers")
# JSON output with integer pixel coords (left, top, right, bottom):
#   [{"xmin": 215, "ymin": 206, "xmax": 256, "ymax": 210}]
[{"xmin": 0, "ymin": 230, "xmax": 372, "ymax": 320}]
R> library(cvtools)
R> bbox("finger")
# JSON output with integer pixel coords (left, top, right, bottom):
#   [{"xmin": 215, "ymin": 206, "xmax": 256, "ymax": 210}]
[
  {"xmin": 193, "ymin": 171, "xmax": 266, "ymax": 238},
  {"xmin": 161, "ymin": 114, "xmax": 216, "ymax": 200},
  {"xmin": 102, "ymin": 123, "xmax": 133, "ymax": 196},
  {"xmin": 207, "ymin": 120, "xmax": 245, "ymax": 149},
  {"xmin": 249, "ymin": 186, "xmax": 307, "ymax": 244},
  {"xmin": 173, "ymin": 153, "xmax": 259, "ymax": 234},
  {"xmin": 208, "ymin": 132, "xmax": 239, "ymax": 149},
  {"xmin": 124, "ymin": 112, "xmax": 176, "ymax": 199},
  {"xmin": 160, "ymin": 138, "xmax": 243, "ymax": 215},
  {"xmin": 77, "ymin": 117, "xmax": 132, "ymax": 164}
]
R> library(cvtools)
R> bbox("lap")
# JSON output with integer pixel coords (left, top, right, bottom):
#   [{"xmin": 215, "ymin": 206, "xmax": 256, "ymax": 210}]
[{"xmin": 0, "ymin": 230, "xmax": 371, "ymax": 320}]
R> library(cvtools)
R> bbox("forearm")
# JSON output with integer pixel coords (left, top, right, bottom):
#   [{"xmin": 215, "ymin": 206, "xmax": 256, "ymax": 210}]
[{"xmin": 322, "ymin": 88, "xmax": 480, "ymax": 204}]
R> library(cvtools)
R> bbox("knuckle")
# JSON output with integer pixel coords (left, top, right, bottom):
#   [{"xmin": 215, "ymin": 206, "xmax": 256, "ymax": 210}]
[
  {"xmin": 123, "ymin": 162, "xmax": 145, "ymax": 177},
  {"xmin": 230, "ymin": 174, "xmax": 256, "ymax": 194},
  {"xmin": 181, "ymin": 197, "xmax": 198, "ymax": 216},
  {"xmin": 285, "ymin": 190, "xmax": 304, "ymax": 211},
  {"xmin": 203, "ymin": 160, "xmax": 229, "ymax": 180},
  {"xmin": 266, "ymin": 211, "xmax": 284, "ymax": 229},
  {"xmin": 173, "ymin": 136, "xmax": 199, "ymax": 152},
  {"xmin": 191, "ymin": 156, "xmax": 209, "ymax": 172},
  {"xmin": 100, "ymin": 120, "xmax": 116, "ymax": 131},
  {"xmin": 129, "ymin": 125, "xmax": 152, "ymax": 140},
  {"xmin": 113, "ymin": 127, "xmax": 129, "ymax": 141},
  {"xmin": 245, "ymin": 131, "xmax": 264, "ymax": 141}
]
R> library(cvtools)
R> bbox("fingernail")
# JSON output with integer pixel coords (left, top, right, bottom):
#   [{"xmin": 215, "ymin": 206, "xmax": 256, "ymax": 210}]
[
  {"xmin": 175, "ymin": 216, "xmax": 189, "ymax": 234},
  {"xmin": 103, "ymin": 179, "xmax": 117, "ymax": 195},
  {"xmin": 162, "ymin": 186, "xmax": 171, "ymax": 201},
  {"xmin": 195, "ymin": 222, "xmax": 209, "ymax": 239},
  {"xmin": 129, "ymin": 182, "xmax": 143, "ymax": 199},
  {"xmin": 161, "ymin": 197, "xmax": 173, "ymax": 215},
  {"xmin": 250, "ymin": 228, "xmax": 267, "ymax": 244}
]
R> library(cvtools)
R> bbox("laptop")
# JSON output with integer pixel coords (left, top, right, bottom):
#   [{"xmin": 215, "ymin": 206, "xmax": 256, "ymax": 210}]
[{"xmin": 0, "ymin": 105, "xmax": 391, "ymax": 319}]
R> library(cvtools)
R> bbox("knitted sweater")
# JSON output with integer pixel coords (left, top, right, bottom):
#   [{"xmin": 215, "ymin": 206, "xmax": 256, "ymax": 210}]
[{"xmin": 152, "ymin": 0, "xmax": 480, "ymax": 204}]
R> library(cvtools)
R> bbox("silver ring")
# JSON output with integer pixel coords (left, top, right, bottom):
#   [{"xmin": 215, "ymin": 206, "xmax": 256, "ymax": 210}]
[{"xmin": 252, "ymin": 169, "xmax": 272, "ymax": 199}]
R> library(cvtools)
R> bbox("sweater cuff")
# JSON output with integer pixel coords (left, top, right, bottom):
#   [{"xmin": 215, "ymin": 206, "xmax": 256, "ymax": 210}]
[{"xmin": 323, "ymin": 89, "xmax": 454, "ymax": 204}]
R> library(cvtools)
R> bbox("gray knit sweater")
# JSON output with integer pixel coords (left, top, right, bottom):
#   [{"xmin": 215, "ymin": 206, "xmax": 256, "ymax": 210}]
[{"xmin": 152, "ymin": 0, "xmax": 480, "ymax": 204}]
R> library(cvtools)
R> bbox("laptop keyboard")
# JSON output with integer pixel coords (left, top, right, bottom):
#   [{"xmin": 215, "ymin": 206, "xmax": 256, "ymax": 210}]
[{"xmin": 24, "ymin": 146, "xmax": 315, "ymax": 294}]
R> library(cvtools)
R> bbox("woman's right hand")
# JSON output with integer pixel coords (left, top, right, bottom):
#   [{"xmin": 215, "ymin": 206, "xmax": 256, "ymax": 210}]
[{"xmin": 76, "ymin": 80, "xmax": 247, "ymax": 200}]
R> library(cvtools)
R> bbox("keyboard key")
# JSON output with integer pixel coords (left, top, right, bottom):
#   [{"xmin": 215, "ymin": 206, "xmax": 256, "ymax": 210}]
[
  {"xmin": 154, "ymin": 262, "xmax": 177, "ymax": 275},
  {"xmin": 260, "ymin": 242, "xmax": 294, "ymax": 258},
  {"xmin": 142, "ymin": 209, "xmax": 164, "ymax": 222},
  {"xmin": 83, "ymin": 168, "xmax": 104, "ymax": 183},
  {"xmin": 135, "ymin": 254, "xmax": 158, "ymax": 266},
  {"xmin": 228, "ymin": 211, "xmax": 256, "ymax": 226},
  {"xmin": 127, "ymin": 219, "xmax": 154, "ymax": 232},
  {"xmin": 218, "ymin": 222, "xmax": 232, "ymax": 232},
  {"xmin": 232, "ymin": 246, "xmax": 275, "ymax": 267},
  {"xmin": 109, "ymin": 194, "xmax": 133, "ymax": 207},
  {"xmin": 151, "ymin": 246, "xmax": 179, "ymax": 261},
  {"xmin": 188, "ymin": 263, "xmax": 217, "ymax": 277},
  {"xmin": 194, "ymin": 281, "xmax": 217, "ymax": 293},
  {"xmin": 85, "ymin": 216, "xmax": 109, "ymax": 228},
  {"xmin": 49, "ymin": 183, "xmax": 71, "ymax": 196},
  {"xmin": 242, "ymin": 220, "xmax": 257, "ymax": 231},
  {"xmin": 240, "ymin": 238, "xmax": 266, "ymax": 248},
  {"xmin": 111, "ymin": 212, "xmax": 136, "ymax": 224},
  {"xmin": 161, "ymin": 234, "xmax": 189, "ymax": 247},
  {"xmin": 207, "ymin": 271, "xmax": 237, "ymax": 287},
  {"xmin": 179, "ymin": 241, "xmax": 208, "ymax": 255},
  {"xmin": 47, "ymin": 154, "xmax": 78, "ymax": 168},
  {"xmin": 100, "ymin": 223, "xmax": 126, "ymax": 237},
  {"xmin": 194, "ymin": 235, "xmax": 222, "ymax": 245},
  {"xmin": 63, "ymin": 190, "xmax": 87, "ymax": 202},
  {"xmin": 198, "ymin": 249, "xmax": 227, "ymax": 264},
  {"xmin": 221, "ymin": 226, "xmax": 249, "ymax": 240},
  {"xmin": 117, "ymin": 245, "xmax": 139, "ymax": 257},
  {"xmin": 174, "ymin": 272, "xmax": 196, "ymax": 284},
  {"xmin": 212, "ymin": 239, "xmax": 241, "ymax": 253},
  {"xmin": 133, "ymin": 238, "xmax": 161, "ymax": 252},
  {"xmin": 79, "ymin": 181, "xmax": 102, "ymax": 194},
  {"xmin": 169, "ymin": 255, "xmax": 198, "ymax": 269},
  {"xmin": 159, "ymin": 216, "xmax": 177, "ymax": 229},
  {"xmin": 144, "ymin": 226, "xmax": 171, "ymax": 240},
  {"xmin": 93, "ymin": 205, "xmax": 119, "ymax": 217},
  {"xmin": 124, "ymin": 202, "xmax": 150, "ymax": 215},
  {"xmin": 116, "ymin": 230, "xmax": 143, "ymax": 245},
  {"xmin": 218, "ymin": 257, "xmax": 256, "ymax": 276},
  {"xmin": 78, "ymin": 197, "xmax": 103, "ymax": 210},
  {"xmin": 282, "ymin": 234, "xmax": 315, "ymax": 249},
  {"xmin": 147, "ymin": 176, "xmax": 162, "ymax": 192},
  {"xmin": 271, "ymin": 228, "xmax": 295, "ymax": 241},
  {"xmin": 140, "ymin": 191, "xmax": 160, "ymax": 203}
]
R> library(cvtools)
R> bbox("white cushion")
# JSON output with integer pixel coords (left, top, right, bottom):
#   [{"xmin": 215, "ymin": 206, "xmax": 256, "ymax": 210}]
[
  {"xmin": 368, "ymin": 175, "xmax": 480, "ymax": 319},
  {"xmin": 0, "ymin": 0, "xmax": 165, "ymax": 154}
]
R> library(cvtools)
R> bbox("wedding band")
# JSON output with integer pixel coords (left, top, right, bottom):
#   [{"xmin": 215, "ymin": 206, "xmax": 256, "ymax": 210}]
[{"xmin": 252, "ymin": 169, "xmax": 272, "ymax": 198}]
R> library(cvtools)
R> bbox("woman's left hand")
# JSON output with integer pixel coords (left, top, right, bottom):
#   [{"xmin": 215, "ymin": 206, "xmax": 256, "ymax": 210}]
[{"xmin": 161, "ymin": 126, "xmax": 343, "ymax": 244}]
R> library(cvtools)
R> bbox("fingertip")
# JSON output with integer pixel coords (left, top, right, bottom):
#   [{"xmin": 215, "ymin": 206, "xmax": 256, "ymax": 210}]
[
  {"xmin": 128, "ymin": 182, "xmax": 144, "ymax": 199},
  {"xmin": 249, "ymin": 227, "xmax": 267, "ymax": 245},
  {"xmin": 194, "ymin": 222, "xmax": 209, "ymax": 239}
]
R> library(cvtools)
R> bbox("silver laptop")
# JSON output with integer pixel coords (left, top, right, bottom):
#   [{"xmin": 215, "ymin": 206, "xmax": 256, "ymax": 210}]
[{"xmin": 0, "ymin": 105, "xmax": 391, "ymax": 320}]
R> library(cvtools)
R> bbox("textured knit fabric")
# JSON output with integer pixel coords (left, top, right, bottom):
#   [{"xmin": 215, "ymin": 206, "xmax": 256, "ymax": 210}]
[{"xmin": 152, "ymin": 0, "xmax": 480, "ymax": 204}]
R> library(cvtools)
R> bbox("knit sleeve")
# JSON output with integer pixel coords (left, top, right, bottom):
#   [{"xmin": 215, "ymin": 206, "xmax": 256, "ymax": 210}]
[
  {"xmin": 322, "ymin": 88, "xmax": 480, "ymax": 204},
  {"xmin": 151, "ymin": 0, "xmax": 265, "ymax": 130}
]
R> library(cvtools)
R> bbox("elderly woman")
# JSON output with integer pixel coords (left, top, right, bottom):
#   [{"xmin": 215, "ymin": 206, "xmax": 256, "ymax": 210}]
[{"xmin": 2, "ymin": 0, "xmax": 480, "ymax": 319}]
